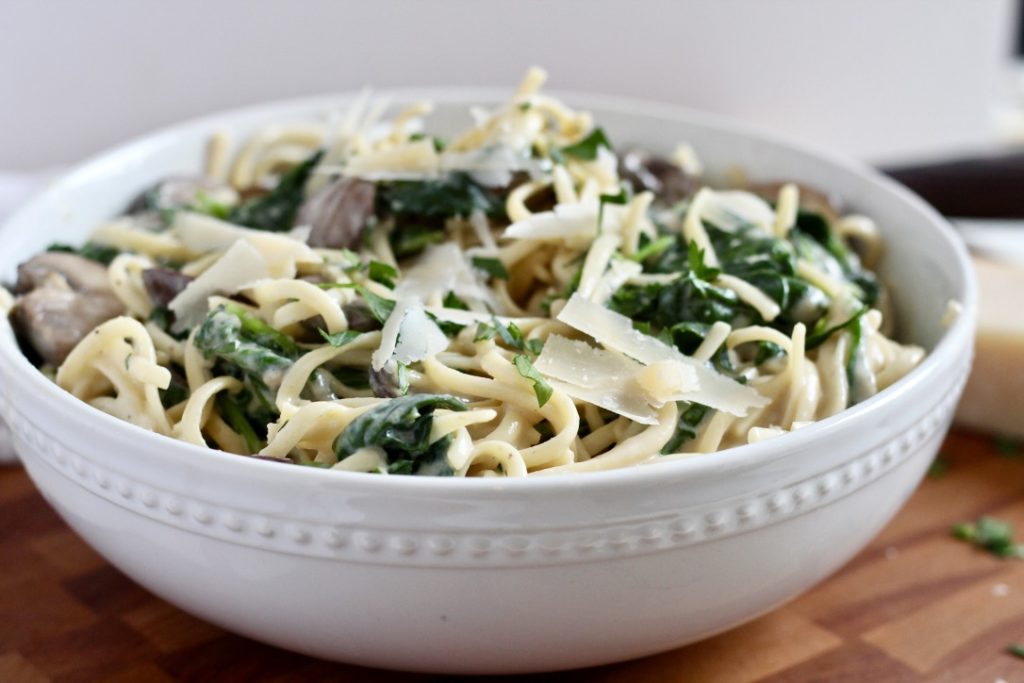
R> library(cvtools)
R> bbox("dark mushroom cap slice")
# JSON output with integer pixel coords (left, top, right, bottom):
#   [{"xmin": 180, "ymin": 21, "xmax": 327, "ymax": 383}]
[
  {"xmin": 15, "ymin": 252, "xmax": 114, "ymax": 295},
  {"xmin": 11, "ymin": 288, "xmax": 124, "ymax": 366},
  {"xmin": 298, "ymin": 177, "xmax": 376, "ymax": 249}
]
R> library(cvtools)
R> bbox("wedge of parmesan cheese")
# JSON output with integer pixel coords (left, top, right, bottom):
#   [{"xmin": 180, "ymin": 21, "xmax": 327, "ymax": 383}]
[
  {"xmin": 172, "ymin": 212, "xmax": 319, "ymax": 278},
  {"xmin": 556, "ymin": 293, "xmax": 768, "ymax": 416},
  {"xmin": 392, "ymin": 305, "xmax": 449, "ymax": 366},
  {"xmin": 396, "ymin": 243, "xmax": 495, "ymax": 309},
  {"xmin": 546, "ymin": 378, "xmax": 659, "ymax": 425},
  {"xmin": 371, "ymin": 298, "xmax": 410, "ymax": 370},
  {"xmin": 533, "ymin": 336, "xmax": 659, "ymax": 424},
  {"xmin": 535, "ymin": 335, "xmax": 645, "ymax": 388},
  {"xmin": 168, "ymin": 240, "xmax": 269, "ymax": 332},
  {"xmin": 534, "ymin": 335, "xmax": 699, "ymax": 422},
  {"xmin": 371, "ymin": 299, "xmax": 448, "ymax": 371},
  {"xmin": 955, "ymin": 256, "xmax": 1024, "ymax": 439}
]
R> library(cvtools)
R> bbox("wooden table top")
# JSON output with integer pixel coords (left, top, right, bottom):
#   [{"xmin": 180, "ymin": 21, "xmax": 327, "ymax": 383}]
[{"xmin": 3, "ymin": 429, "xmax": 1024, "ymax": 682}]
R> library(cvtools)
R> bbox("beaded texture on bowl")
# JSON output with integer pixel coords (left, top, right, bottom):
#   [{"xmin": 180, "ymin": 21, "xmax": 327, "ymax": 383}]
[{"xmin": 0, "ymin": 360, "xmax": 968, "ymax": 568}]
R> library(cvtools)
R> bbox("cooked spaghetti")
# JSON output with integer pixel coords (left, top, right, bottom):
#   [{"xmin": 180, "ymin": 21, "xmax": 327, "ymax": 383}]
[{"xmin": 5, "ymin": 68, "xmax": 924, "ymax": 476}]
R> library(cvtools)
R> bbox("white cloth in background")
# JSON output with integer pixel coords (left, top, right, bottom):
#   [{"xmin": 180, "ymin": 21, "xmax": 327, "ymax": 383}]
[{"xmin": 0, "ymin": 170, "xmax": 59, "ymax": 464}]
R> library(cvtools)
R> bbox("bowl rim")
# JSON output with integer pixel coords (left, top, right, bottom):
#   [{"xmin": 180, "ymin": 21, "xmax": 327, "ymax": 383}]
[{"xmin": 0, "ymin": 86, "xmax": 977, "ymax": 493}]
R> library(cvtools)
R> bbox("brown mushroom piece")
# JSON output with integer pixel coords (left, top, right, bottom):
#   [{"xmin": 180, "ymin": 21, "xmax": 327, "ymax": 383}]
[
  {"xmin": 619, "ymin": 149, "xmax": 696, "ymax": 204},
  {"xmin": 297, "ymin": 177, "xmax": 376, "ymax": 249},
  {"xmin": 368, "ymin": 365, "xmax": 402, "ymax": 398},
  {"xmin": 15, "ymin": 251, "xmax": 113, "ymax": 294},
  {"xmin": 142, "ymin": 268, "xmax": 194, "ymax": 308},
  {"xmin": 11, "ymin": 253, "xmax": 124, "ymax": 366}
]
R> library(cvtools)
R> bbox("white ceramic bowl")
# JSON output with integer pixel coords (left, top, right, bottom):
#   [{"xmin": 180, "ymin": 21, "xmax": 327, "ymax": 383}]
[{"xmin": 0, "ymin": 90, "xmax": 975, "ymax": 674}]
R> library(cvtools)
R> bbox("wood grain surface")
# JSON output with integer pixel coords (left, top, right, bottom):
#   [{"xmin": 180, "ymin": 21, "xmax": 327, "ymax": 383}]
[{"xmin": 3, "ymin": 429, "xmax": 1024, "ymax": 682}]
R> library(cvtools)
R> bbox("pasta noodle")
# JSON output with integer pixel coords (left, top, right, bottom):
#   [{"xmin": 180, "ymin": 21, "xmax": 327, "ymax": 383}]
[{"xmin": 6, "ymin": 69, "xmax": 926, "ymax": 477}]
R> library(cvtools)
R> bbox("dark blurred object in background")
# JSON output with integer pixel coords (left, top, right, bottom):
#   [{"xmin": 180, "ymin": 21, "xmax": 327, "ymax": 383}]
[{"xmin": 884, "ymin": 151, "xmax": 1024, "ymax": 218}]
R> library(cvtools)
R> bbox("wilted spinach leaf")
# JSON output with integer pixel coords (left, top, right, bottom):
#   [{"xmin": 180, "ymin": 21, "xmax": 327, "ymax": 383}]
[
  {"xmin": 229, "ymin": 150, "xmax": 324, "ymax": 231},
  {"xmin": 334, "ymin": 394, "xmax": 467, "ymax": 475}
]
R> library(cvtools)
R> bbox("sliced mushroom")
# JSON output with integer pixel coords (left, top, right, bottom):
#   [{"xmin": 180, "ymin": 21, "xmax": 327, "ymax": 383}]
[
  {"xmin": 12, "ymin": 288, "xmax": 124, "ymax": 366},
  {"xmin": 368, "ymin": 365, "xmax": 402, "ymax": 398},
  {"xmin": 619, "ymin": 150, "xmax": 695, "ymax": 204},
  {"xmin": 15, "ymin": 252, "xmax": 112, "ymax": 294},
  {"xmin": 11, "ymin": 252, "xmax": 125, "ymax": 365},
  {"xmin": 142, "ymin": 268, "xmax": 194, "ymax": 308},
  {"xmin": 297, "ymin": 177, "xmax": 376, "ymax": 249},
  {"xmin": 341, "ymin": 301, "xmax": 382, "ymax": 333}
]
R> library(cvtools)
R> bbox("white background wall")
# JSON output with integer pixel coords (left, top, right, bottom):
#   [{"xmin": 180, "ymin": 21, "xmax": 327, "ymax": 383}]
[{"xmin": 0, "ymin": 0, "xmax": 1017, "ymax": 170}]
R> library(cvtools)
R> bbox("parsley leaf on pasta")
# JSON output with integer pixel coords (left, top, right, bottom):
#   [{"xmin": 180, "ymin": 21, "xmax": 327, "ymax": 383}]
[
  {"xmin": 513, "ymin": 355, "xmax": 553, "ymax": 407},
  {"xmin": 561, "ymin": 127, "xmax": 613, "ymax": 161}
]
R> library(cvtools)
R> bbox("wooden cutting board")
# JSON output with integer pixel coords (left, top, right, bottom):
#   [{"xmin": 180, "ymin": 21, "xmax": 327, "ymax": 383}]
[{"xmin": 2, "ymin": 429, "xmax": 1024, "ymax": 682}]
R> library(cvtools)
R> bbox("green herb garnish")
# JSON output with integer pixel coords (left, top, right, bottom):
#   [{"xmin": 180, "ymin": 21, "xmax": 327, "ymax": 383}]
[
  {"xmin": 474, "ymin": 317, "xmax": 543, "ymax": 354},
  {"xmin": 216, "ymin": 391, "xmax": 263, "ymax": 454},
  {"xmin": 368, "ymin": 260, "xmax": 398, "ymax": 288},
  {"xmin": 952, "ymin": 516, "xmax": 1024, "ymax": 558},
  {"xmin": 442, "ymin": 292, "xmax": 469, "ymax": 310},
  {"xmin": 561, "ymin": 128, "xmax": 613, "ymax": 161},
  {"xmin": 318, "ymin": 329, "xmax": 363, "ymax": 348},
  {"xmin": 471, "ymin": 256, "xmax": 509, "ymax": 280},
  {"xmin": 927, "ymin": 456, "xmax": 950, "ymax": 479},
  {"xmin": 46, "ymin": 242, "xmax": 121, "ymax": 265},
  {"xmin": 355, "ymin": 286, "xmax": 396, "ymax": 324},
  {"xmin": 513, "ymin": 355, "xmax": 552, "ymax": 407}
]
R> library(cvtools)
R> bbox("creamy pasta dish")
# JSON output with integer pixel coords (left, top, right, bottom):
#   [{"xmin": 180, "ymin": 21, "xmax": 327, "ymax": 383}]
[{"xmin": 2, "ymin": 68, "xmax": 925, "ymax": 476}]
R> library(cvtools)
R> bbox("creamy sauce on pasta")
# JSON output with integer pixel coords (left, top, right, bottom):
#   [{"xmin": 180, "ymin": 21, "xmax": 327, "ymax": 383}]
[{"xmin": 4, "ymin": 68, "xmax": 925, "ymax": 476}]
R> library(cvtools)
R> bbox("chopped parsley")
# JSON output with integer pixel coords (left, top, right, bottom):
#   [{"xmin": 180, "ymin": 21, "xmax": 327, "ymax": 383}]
[
  {"xmin": 475, "ymin": 318, "xmax": 543, "ymax": 355},
  {"xmin": 926, "ymin": 456, "xmax": 950, "ymax": 479},
  {"xmin": 561, "ymin": 127, "xmax": 613, "ymax": 161},
  {"xmin": 319, "ymin": 329, "xmax": 363, "ymax": 348},
  {"xmin": 46, "ymin": 242, "xmax": 121, "ymax": 265},
  {"xmin": 442, "ymin": 292, "xmax": 469, "ymax": 310},
  {"xmin": 513, "ymin": 354, "xmax": 552, "ymax": 407},
  {"xmin": 471, "ymin": 256, "xmax": 509, "ymax": 280},
  {"xmin": 368, "ymin": 260, "xmax": 398, "ymax": 288},
  {"xmin": 952, "ymin": 516, "xmax": 1024, "ymax": 559},
  {"xmin": 355, "ymin": 286, "xmax": 397, "ymax": 324}
]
